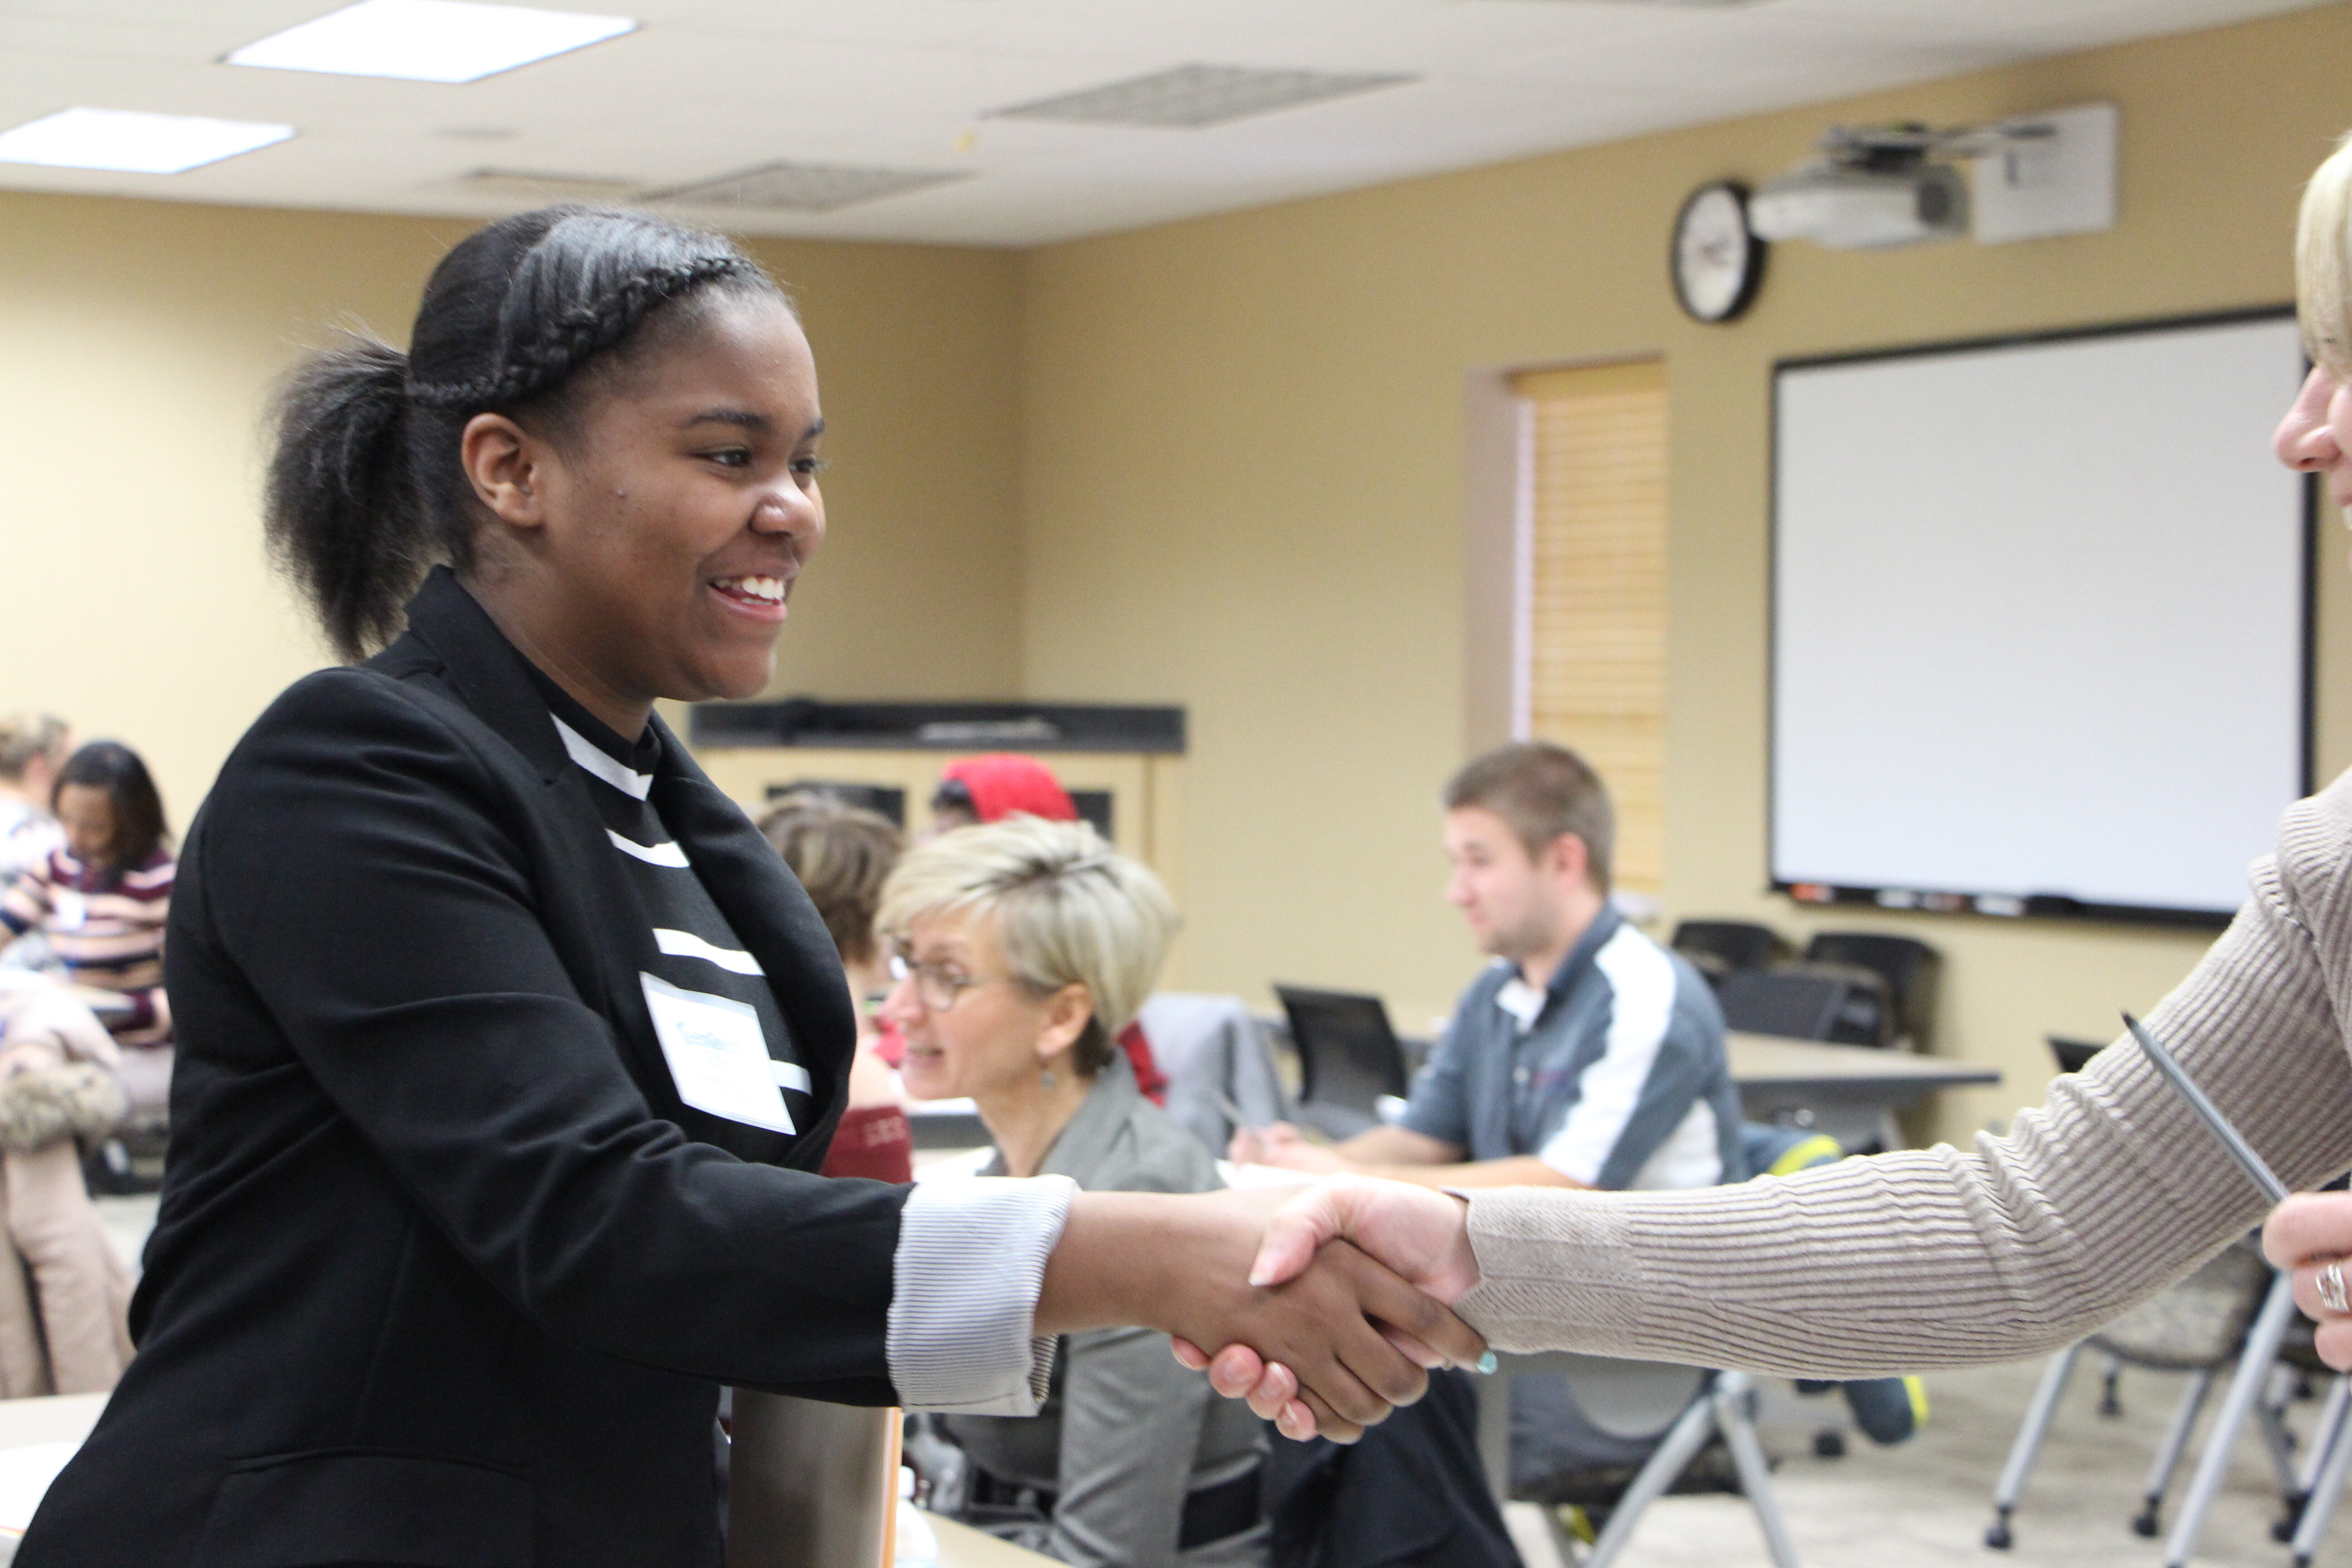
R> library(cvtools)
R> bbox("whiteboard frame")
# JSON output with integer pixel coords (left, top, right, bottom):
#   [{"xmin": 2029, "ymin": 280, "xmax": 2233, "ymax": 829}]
[{"xmin": 1765, "ymin": 306, "xmax": 2314, "ymax": 930}]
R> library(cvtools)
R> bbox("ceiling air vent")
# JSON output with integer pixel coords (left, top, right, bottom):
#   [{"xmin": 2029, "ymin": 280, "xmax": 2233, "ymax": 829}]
[
  {"xmin": 444, "ymin": 168, "xmax": 642, "ymax": 201},
  {"xmin": 644, "ymin": 161, "xmax": 969, "ymax": 213},
  {"xmin": 989, "ymin": 63, "xmax": 1416, "ymax": 130}
]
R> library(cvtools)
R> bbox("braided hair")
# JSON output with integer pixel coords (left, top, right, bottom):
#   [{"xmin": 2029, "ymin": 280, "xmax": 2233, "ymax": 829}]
[{"xmin": 265, "ymin": 207, "xmax": 785, "ymax": 660}]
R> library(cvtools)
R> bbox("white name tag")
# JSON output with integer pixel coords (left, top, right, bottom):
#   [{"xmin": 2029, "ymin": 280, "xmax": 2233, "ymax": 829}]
[
  {"xmin": 640, "ymin": 972, "xmax": 797, "ymax": 1134},
  {"xmin": 49, "ymin": 891, "xmax": 85, "ymax": 932}
]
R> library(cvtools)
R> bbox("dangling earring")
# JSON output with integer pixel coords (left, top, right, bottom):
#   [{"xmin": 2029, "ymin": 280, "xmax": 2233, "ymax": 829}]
[{"xmin": 1040, "ymin": 1066, "xmax": 1058, "ymax": 1091}]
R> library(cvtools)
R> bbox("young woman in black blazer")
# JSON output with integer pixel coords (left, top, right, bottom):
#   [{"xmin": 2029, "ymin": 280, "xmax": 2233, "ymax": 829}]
[{"xmin": 16, "ymin": 208, "xmax": 1478, "ymax": 1568}]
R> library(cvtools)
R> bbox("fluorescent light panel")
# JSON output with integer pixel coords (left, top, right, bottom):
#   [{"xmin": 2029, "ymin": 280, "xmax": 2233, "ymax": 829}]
[
  {"xmin": 646, "ymin": 162, "xmax": 970, "ymax": 214},
  {"xmin": 991, "ymin": 63, "xmax": 1416, "ymax": 130},
  {"xmin": 0, "ymin": 108, "xmax": 293, "ymax": 174},
  {"xmin": 227, "ymin": 0, "xmax": 634, "ymax": 84}
]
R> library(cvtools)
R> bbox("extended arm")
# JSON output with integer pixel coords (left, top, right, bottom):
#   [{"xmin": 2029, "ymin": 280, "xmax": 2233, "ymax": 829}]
[{"xmin": 1231, "ymin": 784, "xmax": 2352, "ymax": 1390}]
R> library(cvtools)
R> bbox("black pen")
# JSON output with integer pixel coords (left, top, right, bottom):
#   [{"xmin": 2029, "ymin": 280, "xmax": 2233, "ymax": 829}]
[{"xmin": 2122, "ymin": 1011, "xmax": 2292, "ymax": 1205}]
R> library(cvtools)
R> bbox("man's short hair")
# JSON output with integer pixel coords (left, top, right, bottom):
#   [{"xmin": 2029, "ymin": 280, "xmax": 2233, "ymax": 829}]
[{"xmin": 1442, "ymin": 741, "xmax": 1615, "ymax": 892}]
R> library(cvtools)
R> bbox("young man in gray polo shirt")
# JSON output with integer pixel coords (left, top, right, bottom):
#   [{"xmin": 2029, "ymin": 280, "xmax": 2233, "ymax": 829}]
[
  {"xmin": 1236, "ymin": 742, "xmax": 1750, "ymax": 1507},
  {"xmin": 1236, "ymin": 741, "xmax": 1744, "ymax": 1194}
]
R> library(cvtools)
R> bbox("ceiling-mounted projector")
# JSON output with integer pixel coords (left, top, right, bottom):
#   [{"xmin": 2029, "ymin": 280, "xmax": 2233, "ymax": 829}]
[
  {"xmin": 1748, "ymin": 160, "xmax": 1966, "ymax": 250},
  {"xmin": 1749, "ymin": 122, "xmax": 2041, "ymax": 250}
]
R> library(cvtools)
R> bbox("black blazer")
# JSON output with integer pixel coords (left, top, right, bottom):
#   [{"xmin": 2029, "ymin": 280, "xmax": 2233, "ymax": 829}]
[{"xmin": 22, "ymin": 570, "xmax": 909, "ymax": 1568}]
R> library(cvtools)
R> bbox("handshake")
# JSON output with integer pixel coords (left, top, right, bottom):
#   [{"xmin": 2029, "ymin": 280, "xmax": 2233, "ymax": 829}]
[{"xmin": 1036, "ymin": 1176, "xmax": 1485, "ymax": 1444}]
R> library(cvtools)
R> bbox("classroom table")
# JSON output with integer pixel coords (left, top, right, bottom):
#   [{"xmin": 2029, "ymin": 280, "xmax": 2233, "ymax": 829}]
[
  {"xmin": 917, "ymin": 1032, "xmax": 2003, "ymax": 1156},
  {"xmin": 927, "ymin": 1512, "xmax": 1060, "ymax": 1568},
  {"xmin": 1727, "ymin": 1030, "xmax": 2000, "ymax": 1150}
]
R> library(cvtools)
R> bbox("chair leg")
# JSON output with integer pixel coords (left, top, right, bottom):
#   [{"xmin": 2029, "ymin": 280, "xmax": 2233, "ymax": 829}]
[
  {"xmin": 2292, "ymin": 1381, "xmax": 2352, "ymax": 1568},
  {"xmin": 2133, "ymin": 1369, "xmax": 2213, "ymax": 1537},
  {"xmin": 2276, "ymin": 1375, "xmax": 2352, "ymax": 1544},
  {"xmin": 2163, "ymin": 1272, "xmax": 2300, "ymax": 1568},
  {"xmin": 1985, "ymin": 1343, "xmax": 2082, "ymax": 1549},
  {"xmin": 1582, "ymin": 1382, "xmax": 1725, "ymax": 1568},
  {"xmin": 1713, "ymin": 1371, "xmax": 1802, "ymax": 1568},
  {"xmin": 2259, "ymin": 1364, "xmax": 2304, "ymax": 1495},
  {"xmin": 2100, "ymin": 1352, "xmax": 2125, "ymax": 1417}
]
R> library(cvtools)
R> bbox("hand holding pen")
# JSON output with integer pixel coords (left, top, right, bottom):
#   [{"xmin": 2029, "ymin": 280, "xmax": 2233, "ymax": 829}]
[{"xmin": 2127, "ymin": 1012, "xmax": 2352, "ymax": 1370}]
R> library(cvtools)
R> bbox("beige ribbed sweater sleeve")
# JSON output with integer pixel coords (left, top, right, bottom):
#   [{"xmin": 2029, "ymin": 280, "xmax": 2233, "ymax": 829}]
[{"xmin": 1455, "ymin": 770, "xmax": 2352, "ymax": 1378}]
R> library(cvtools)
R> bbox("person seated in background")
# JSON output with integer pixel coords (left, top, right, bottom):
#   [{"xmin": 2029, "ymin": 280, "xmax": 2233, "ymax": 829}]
[
  {"xmin": 0, "ymin": 985, "xmax": 132, "ymax": 1395},
  {"xmin": 1234, "ymin": 740, "xmax": 1744, "ymax": 1509},
  {"xmin": 928, "ymin": 753, "xmax": 1079, "ymax": 836},
  {"xmin": 759, "ymin": 793, "xmax": 914, "ymax": 1184},
  {"xmin": 882, "ymin": 817, "xmax": 1268, "ymax": 1568},
  {"xmin": 0, "ymin": 742, "xmax": 176, "ymax": 1125},
  {"xmin": 1235, "ymin": 740, "xmax": 1741, "ymax": 1193},
  {"xmin": 0, "ymin": 715, "xmax": 69, "ymax": 973},
  {"xmin": 928, "ymin": 754, "xmax": 1172, "ymax": 1106}
]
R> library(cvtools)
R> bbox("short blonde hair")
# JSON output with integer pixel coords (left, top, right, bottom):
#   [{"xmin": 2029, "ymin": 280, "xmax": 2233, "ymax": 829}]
[
  {"xmin": 876, "ymin": 818, "xmax": 1178, "ymax": 1075},
  {"xmin": 2300, "ymin": 133, "xmax": 2352, "ymax": 379},
  {"xmin": 0, "ymin": 715, "xmax": 67, "ymax": 785}
]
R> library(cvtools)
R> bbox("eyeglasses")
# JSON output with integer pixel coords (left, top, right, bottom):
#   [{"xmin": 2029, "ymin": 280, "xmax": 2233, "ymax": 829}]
[{"xmin": 887, "ymin": 951, "xmax": 1010, "ymax": 1013}]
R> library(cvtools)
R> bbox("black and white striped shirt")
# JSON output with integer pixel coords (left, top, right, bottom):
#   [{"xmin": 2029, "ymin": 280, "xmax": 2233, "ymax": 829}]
[
  {"xmin": 531, "ymin": 671, "xmax": 1067, "ymax": 1415},
  {"xmin": 534, "ymin": 674, "xmax": 813, "ymax": 1130}
]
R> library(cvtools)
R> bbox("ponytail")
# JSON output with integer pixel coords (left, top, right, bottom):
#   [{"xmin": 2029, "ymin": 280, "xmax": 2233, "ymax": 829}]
[
  {"xmin": 265, "ymin": 336, "xmax": 430, "ymax": 662},
  {"xmin": 264, "ymin": 206, "xmax": 782, "ymax": 662}
]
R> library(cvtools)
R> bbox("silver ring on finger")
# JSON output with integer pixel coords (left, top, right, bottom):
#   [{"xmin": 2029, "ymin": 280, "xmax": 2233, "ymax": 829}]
[{"xmin": 2320, "ymin": 1260, "xmax": 2349, "ymax": 1316}]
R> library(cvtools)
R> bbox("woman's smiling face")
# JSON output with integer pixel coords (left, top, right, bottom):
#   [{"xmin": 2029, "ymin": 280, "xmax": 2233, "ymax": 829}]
[
  {"xmin": 471, "ymin": 290, "xmax": 826, "ymax": 720},
  {"xmin": 882, "ymin": 913, "xmax": 1055, "ymax": 1105}
]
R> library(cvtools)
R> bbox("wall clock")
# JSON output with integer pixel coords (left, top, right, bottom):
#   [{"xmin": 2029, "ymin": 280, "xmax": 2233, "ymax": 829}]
[{"xmin": 1671, "ymin": 181, "xmax": 1764, "ymax": 324}]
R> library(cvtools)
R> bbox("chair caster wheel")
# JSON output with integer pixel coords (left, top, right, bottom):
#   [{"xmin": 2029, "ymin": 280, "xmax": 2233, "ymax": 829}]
[
  {"xmin": 1813, "ymin": 1430, "xmax": 1846, "ymax": 1459},
  {"xmin": 2131, "ymin": 1508, "xmax": 2160, "ymax": 1538},
  {"xmin": 1984, "ymin": 1520, "xmax": 2013, "ymax": 1550}
]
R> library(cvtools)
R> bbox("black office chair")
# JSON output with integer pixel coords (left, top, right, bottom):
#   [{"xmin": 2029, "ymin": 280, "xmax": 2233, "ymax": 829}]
[
  {"xmin": 1715, "ymin": 968, "xmax": 1889, "ymax": 1047},
  {"xmin": 1770, "ymin": 961, "xmax": 1896, "ymax": 1046},
  {"xmin": 1274, "ymin": 986, "xmax": 1410, "ymax": 1142},
  {"xmin": 1669, "ymin": 921, "xmax": 1787, "ymax": 983},
  {"xmin": 2048, "ymin": 1034, "xmax": 2107, "ymax": 1075},
  {"xmin": 1802, "ymin": 932, "xmax": 1939, "ymax": 1047}
]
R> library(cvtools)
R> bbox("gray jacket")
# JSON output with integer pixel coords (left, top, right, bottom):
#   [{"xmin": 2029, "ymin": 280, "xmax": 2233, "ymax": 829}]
[{"xmin": 945, "ymin": 1055, "xmax": 1269, "ymax": 1568}]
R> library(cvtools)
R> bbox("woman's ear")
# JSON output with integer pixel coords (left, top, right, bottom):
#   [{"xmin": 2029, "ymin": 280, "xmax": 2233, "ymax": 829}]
[
  {"xmin": 1034, "ymin": 983, "xmax": 1096, "ymax": 1060},
  {"xmin": 460, "ymin": 412, "xmax": 551, "ymax": 529}
]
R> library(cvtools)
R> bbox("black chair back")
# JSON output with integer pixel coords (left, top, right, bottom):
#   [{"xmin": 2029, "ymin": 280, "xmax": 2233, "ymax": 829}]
[
  {"xmin": 1670, "ymin": 921, "xmax": 1787, "ymax": 980},
  {"xmin": 1274, "ymin": 986, "xmax": 1410, "ymax": 1142},
  {"xmin": 1715, "ymin": 969, "xmax": 1881, "ymax": 1045},
  {"xmin": 1800, "ymin": 932, "xmax": 1938, "ymax": 1045},
  {"xmin": 1771, "ymin": 962, "xmax": 1895, "ymax": 1046},
  {"xmin": 2047, "ymin": 1035, "xmax": 2106, "ymax": 1074}
]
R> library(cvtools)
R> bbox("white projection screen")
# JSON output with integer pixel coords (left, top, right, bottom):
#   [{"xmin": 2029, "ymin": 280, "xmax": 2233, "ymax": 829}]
[{"xmin": 1770, "ymin": 311, "xmax": 2310, "ymax": 925}]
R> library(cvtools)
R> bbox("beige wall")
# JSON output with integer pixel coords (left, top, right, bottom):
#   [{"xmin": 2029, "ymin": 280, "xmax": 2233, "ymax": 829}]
[
  {"xmin": 0, "ymin": 195, "xmax": 1024, "ymax": 827},
  {"xmin": 9, "ymin": 5, "xmax": 2349, "ymax": 1147},
  {"xmin": 1017, "ymin": 5, "xmax": 2352, "ymax": 1141}
]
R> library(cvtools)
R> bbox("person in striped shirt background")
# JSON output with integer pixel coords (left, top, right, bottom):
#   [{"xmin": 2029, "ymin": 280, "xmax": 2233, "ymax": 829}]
[{"xmin": 0, "ymin": 742, "xmax": 176, "ymax": 1073}]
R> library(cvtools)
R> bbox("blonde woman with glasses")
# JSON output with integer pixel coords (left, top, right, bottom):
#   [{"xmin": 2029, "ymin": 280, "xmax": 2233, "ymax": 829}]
[{"xmin": 880, "ymin": 818, "xmax": 1270, "ymax": 1568}]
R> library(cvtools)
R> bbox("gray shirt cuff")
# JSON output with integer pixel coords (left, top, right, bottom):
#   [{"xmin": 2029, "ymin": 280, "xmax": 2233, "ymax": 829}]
[{"xmin": 888, "ymin": 1175, "xmax": 1077, "ymax": 1415}]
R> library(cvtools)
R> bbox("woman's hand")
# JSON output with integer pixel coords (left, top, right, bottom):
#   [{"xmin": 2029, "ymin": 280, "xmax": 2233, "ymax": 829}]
[
  {"xmin": 1037, "ymin": 1186, "xmax": 1485, "ymax": 1443},
  {"xmin": 1172, "ymin": 1176, "xmax": 1483, "ymax": 1437},
  {"xmin": 2266, "ymin": 1192, "xmax": 2352, "ymax": 1367}
]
